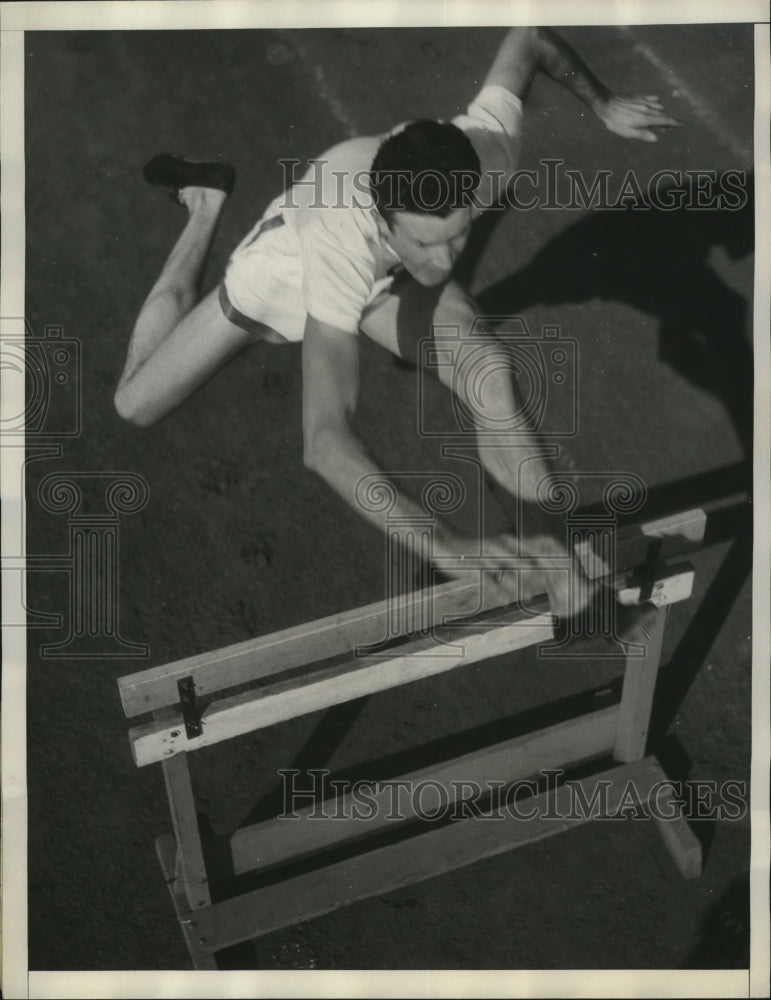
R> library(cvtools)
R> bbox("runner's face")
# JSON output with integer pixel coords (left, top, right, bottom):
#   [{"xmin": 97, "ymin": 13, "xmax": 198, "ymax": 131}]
[{"xmin": 386, "ymin": 208, "xmax": 472, "ymax": 286}]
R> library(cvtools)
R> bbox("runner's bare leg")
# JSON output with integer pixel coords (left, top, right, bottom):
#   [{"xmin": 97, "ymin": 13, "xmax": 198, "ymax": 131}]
[
  {"xmin": 115, "ymin": 188, "xmax": 258, "ymax": 426},
  {"xmin": 119, "ymin": 187, "xmax": 227, "ymax": 386}
]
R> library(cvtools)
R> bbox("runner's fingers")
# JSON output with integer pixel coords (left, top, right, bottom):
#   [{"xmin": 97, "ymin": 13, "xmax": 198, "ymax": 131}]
[
  {"xmin": 620, "ymin": 100, "xmax": 674, "ymax": 118},
  {"xmin": 621, "ymin": 106, "xmax": 682, "ymax": 127},
  {"xmin": 614, "ymin": 122, "xmax": 658, "ymax": 141},
  {"xmin": 639, "ymin": 110, "xmax": 682, "ymax": 127},
  {"xmin": 625, "ymin": 96, "xmax": 664, "ymax": 109},
  {"xmin": 620, "ymin": 97, "xmax": 679, "ymax": 120}
]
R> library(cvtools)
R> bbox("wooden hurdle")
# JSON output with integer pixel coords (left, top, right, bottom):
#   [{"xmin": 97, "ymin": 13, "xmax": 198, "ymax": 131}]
[{"xmin": 118, "ymin": 507, "xmax": 707, "ymax": 969}]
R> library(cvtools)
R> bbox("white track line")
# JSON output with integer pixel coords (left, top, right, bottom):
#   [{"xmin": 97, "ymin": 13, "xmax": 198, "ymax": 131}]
[
  {"xmin": 618, "ymin": 26, "xmax": 752, "ymax": 168},
  {"xmin": 284, "ymin": 30, "xmax": 358, "ymax": 139},
  {"xmin": 286, "ymin": 27, "xmax": 753, "ymax": 164}
]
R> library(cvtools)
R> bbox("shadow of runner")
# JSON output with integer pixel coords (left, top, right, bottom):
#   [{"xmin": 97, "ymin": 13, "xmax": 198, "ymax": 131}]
[
  {"xmin": 237, "ymin": 698, "xmax": 371, "ymax": 828},
  {"xmin": 650, "ymin": 509, "xmax": 752, "ymax": 747},
  {"xmin": 477, "ymin": 173, "xmax": 755, "ymax": 457}
]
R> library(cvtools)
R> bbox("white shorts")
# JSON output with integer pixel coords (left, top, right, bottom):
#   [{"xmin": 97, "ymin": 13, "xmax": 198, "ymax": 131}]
[
  {"xmin": 220, "ymin": 213, "xmax": 397, "ymax": 342},
  {"xmin": 220, "ymin": 214, "xmax": 308, "ymax": 341}
]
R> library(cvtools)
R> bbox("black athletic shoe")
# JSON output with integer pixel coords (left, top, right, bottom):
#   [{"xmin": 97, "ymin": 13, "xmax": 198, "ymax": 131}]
[{"xmin": 143, "ymin": 154, "xmax": 236, "ymax": 197}]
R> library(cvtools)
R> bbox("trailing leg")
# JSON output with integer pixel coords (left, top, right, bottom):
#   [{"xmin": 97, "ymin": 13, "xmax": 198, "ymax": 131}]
[{"xmin": 115, "ymin": 159, "xmax": 255, "ymax": 426}]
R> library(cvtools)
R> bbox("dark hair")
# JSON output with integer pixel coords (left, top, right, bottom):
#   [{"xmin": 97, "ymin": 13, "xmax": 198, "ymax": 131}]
[{"xmin": 369, "ymin": 119, "xmax": 481, "ymax": 224}]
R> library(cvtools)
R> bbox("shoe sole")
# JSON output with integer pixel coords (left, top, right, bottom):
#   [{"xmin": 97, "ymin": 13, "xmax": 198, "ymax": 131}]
[{"xmin": 143, "ymin": 154, "xmax": 236, "ymax": 196}]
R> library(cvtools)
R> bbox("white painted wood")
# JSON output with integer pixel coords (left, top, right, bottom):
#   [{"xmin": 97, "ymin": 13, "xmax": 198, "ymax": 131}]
[
  {"xmin": 131, "ymin": 603, "xmax": 556, "ymax": 766},
  {"xmin": 644, "ymin": 758, "xmax": 703, "ymax": 878},
  {"xmin": 155, "ymin": 834, "xmax": 218, "ymax": 970},
  {"xmin": 574, "ymin": 508, "xmax": 705, "ymax": 579},
  {"xmin": 228, "ymin": 705, "xmax": 619, "ymax": 876},
  {"xmin": 614, "ymin": 562, "xmax": 694, "ymax": 607},
  {"xmin": 120, "ymin": 577, "xmax": 489, "ymax": 718},
  {"xmin": 613, "ymin": 607, "xmax": 667, "ymax": 763},
  {"xmin": 184, "ymin": 757, "xmax": 667, "ymax": 951},
  {"xmin": 129, "ymin": 555, "xmax": 699, "ymax": 768},
  {"xmin": 119, "ymin": 508, "xmax": 707, "ymax": 718},
  {"xmin": 161, "ymin": 752, "xmax": 211, "ymax": 911}
]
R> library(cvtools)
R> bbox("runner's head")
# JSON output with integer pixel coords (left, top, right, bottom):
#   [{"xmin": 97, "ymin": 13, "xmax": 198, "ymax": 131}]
[{"xmin": 370, "ymin": 120, "xmax": 481, "ymax": 286}]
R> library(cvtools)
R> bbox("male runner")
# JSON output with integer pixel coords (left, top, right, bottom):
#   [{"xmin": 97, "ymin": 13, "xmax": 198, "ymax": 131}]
[{"xmin": 114, "ymin": 27, "xmax": 679, "ymax": 620}]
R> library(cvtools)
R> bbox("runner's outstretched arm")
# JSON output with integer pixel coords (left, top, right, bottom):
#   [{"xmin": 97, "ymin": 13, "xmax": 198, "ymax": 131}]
[
  {"xmin": 301, "ymin": 314, "xmax": 535, "ymax": 604},
  {"xmin": 483, "ymin": 26, "xmax": 681, "ymax": 142}
]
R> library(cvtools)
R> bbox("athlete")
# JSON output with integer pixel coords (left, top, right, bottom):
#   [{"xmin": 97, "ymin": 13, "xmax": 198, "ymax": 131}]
[{"xmin": 114, "ymin": 27, "xmax": 679, "ymax": 621}]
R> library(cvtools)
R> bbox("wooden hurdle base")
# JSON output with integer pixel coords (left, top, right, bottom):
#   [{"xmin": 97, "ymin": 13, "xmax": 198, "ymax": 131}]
[
  {"xmin": 156, "ymin": 750, "xmax": 701, "ymax": 970},
  {"xmin": 119, "ymin": 508, "xmax": 708, "ymax": 969}
]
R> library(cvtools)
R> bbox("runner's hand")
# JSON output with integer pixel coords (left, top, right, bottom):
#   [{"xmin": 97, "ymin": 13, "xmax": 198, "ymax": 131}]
[
  {"xmin": 596, "ymin": 94, "xmax": 682, "ymax": 142},
  {"xmin": 433, "ymin": 530, "xmax": 545, "ymax": 609},
  {"xmin": 483, "ymin": 531, "xmax": 548, "ymax": 608}
]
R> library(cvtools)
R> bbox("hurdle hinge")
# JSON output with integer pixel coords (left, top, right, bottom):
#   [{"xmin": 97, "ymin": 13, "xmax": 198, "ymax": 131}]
[
  {"xmin": 638, "ymin": 537, "xmax": 664, "ymax": 601},
  {"xmin": 178, "ymin": 676, "xmax": 202, "ymax": 740}
]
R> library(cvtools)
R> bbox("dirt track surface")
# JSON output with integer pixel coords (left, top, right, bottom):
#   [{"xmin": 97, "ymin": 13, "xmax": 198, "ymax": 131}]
[{"xmin": 24, "ymin": 24, "xmax": 753, "ymax": 971}]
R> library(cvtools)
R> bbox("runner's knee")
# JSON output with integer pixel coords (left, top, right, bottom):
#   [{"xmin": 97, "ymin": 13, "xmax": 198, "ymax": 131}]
[{"xmin": 113, "ymin": 380, "xmax": 157, "ymax": 427}]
